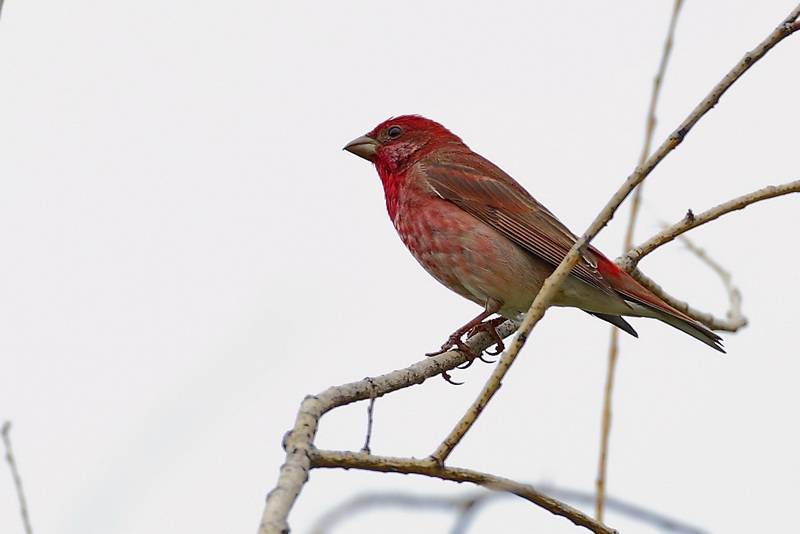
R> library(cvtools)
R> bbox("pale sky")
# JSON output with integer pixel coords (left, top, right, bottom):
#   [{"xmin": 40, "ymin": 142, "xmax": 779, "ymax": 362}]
[{"xmin": 1, "ymin": 2, "xmax": 799, "ymax": 533}]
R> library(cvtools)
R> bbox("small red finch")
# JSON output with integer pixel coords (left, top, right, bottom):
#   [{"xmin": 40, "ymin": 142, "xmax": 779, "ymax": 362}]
[{"xmin": 345, "ymin": 115, "xmax": 723, "ymax": 353}]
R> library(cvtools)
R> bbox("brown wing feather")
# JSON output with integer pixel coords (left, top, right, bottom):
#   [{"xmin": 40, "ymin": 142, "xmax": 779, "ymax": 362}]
[{"xmin": 421, "ymin": 155, "xmax": 622, "ymax": 302}]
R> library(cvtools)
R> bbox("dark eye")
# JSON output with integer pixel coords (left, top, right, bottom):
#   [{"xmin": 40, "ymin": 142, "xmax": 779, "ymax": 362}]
[{"xmin": 387, "ymin": 126, "xmax": 403, "ymax": 138}]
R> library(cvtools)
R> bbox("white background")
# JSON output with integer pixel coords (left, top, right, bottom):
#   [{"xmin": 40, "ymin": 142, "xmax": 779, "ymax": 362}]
[{"xmin": 1, "ymin": 2, "xmax": 798, "ymax": 533}]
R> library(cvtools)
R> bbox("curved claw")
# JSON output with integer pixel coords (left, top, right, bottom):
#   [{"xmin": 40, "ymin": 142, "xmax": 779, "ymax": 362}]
[
  {"xmin": 456, "ymin": 358, "xmax": 475, "ymax": 369},
  {"xmin": 427, "ymin": 314, "xmax": 508, "ymax": 381},
  {"xmin": 483, "ymin": 344, "xmax": 502, "ymax": 357},
  {"xmin": 477, "ymin": 353, "xmax": 496, "ymax": 364},
  {"xmin": 441, "ymin": 371, "xmax": 464, "ymax": 385}
]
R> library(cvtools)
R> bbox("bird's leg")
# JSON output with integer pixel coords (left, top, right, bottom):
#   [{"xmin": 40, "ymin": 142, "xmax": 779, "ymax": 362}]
[
  {"xmin": 426, "ymin": 309, "xmax": 494, "ymax": 359},
  {"xmin": 427, "ymin": 298, "xmax": 505, "ymax": 360},
  {"xmin": 455, "ymin": 318, "xmax": 505, "ymax": 367},
  {"xmin": 427, "ymin": 301, "xmax": 505, "ymax": 384}
]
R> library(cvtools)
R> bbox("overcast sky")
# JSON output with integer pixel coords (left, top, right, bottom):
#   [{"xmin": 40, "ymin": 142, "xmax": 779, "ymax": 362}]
[{"xmin": 1, "ymin": 2, "xmax": 799, "ymax": 533}]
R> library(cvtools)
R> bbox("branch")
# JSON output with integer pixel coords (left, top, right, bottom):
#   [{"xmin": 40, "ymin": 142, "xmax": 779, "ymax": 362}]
[
  {"xmin": 430, "ymin": 2, "xmax": 800, "ymax": 468},
  {"xmin": 599, "ymin": 0, "xmax": 685, "ymax": 521},
  {"xmin": 2, "ymin": 422, "xmax": 33, "ymax": 534},
  {"xmin": 258, "ymin": 322, "xmax": 518, "ymax": 534},
  {"xmin": 615, "ymin": 179, "xmax": 800, "ymax": 331},
  {"xmin": 312, "ymin": 450, "xmax": 618, "ymax": 534},
  {"xmin": 597, "ymin": 5, "xmax": 800, "ymax": 511},
  {"xmin": 621, "ymin": 180, "xmax": 800, "ymax": 266}
]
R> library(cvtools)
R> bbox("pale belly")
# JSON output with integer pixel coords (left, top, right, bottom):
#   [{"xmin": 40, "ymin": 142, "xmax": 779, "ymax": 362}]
[{"xmin": 390, "ymin": 194, "xmax": 630, "ymax": 319}]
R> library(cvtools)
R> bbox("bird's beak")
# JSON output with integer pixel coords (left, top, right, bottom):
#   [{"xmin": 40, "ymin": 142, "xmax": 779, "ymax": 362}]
[{"xmin": 343, "ymin": 135, "xmax": 378, "ymax": 161}]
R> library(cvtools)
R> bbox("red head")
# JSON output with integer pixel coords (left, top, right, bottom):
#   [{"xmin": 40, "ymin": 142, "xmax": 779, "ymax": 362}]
[{"xmin": 344, "ymin": 115, "xmax": 467, "ymax": 176}]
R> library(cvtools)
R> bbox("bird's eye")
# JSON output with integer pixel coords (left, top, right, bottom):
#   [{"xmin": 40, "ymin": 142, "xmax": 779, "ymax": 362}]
[{"xmin": 387, "ymin": 126, "xmax": 403, "ymax": 138}]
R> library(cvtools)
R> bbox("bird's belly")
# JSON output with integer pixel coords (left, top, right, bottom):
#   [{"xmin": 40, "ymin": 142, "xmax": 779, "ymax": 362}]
[{"xmin": 392, "ymin": 198, "xmax": 552, "ymax": 316}]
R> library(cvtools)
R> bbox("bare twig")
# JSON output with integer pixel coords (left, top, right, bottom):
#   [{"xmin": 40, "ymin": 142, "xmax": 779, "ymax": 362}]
[
  {"xmin": 313, "ymin": 450, "xmax": 618, "ymax": 534},
  {"xmin": 625, "ymin": 0, "xmax": 684, "ymax": 241},
  {"xmin": 2, "ymin": 422, "xmax": 33, "ymax": 534},
  {"xmin": 677, "ymin": 232, "xmax": 746, "ymax": 329},
  {"xmin": 360, "ymin": 378, "xmax": 377, "ymax": 453},
  {"xmin": 598, "ymin": 0, "xmax": 685, "ymax": 521},
  {"xmin": 621, "ymin": 180, "xmax": 800, "ymax": 267},
  {"xmin": 597, "ymin": 330, "xmax": 620, "ymax": 521}
]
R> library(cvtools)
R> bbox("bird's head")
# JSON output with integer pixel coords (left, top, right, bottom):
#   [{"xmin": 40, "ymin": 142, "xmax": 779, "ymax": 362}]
[{"xmin": 344, "ymin": 115, "xmax": 464, "ymax": 174}]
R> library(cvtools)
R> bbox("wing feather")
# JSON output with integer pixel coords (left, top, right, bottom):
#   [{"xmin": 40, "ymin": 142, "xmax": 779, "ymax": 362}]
[{"xmin": 421, "ymin": 156, "xmax": 622, "ymax": 302}]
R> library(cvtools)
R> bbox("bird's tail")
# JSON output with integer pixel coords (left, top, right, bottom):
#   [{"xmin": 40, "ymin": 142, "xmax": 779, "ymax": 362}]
[
  {"xmin": 606, "ymin": 266, "xmax": 725, "ymax": 353},
  {"xmin": 640, "ymin": 304, "xmax": 725, "ymax": 353}
]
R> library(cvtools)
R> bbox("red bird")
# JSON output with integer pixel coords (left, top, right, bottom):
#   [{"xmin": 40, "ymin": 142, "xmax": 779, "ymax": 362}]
[{"xmin": 345, "ymin": 115, "xmax": 723, "ymax": 353}]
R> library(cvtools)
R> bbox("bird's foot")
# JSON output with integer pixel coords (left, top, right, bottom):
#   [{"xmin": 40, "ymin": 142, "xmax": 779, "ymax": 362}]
[
  {"xmin": 426, "ymin": 317, "xmax": 506, "ymax": 383},
  {"xmin": 425, "ymin": 331, "xmax": 475, "ymax": 358},
  {"xmin": 425, "ymin": 332, "xmax": 476, "ymax": 384},
  {"xmin": 467, "ymin": 317, "xmax": 506, "ymax": 356}
]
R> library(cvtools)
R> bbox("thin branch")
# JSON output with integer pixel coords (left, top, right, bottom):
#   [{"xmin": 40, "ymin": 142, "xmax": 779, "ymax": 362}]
[
  {"xmin": 596, "ymin": 327, "xmax": 620, "ymax": 521},
  {"xmin": 616, "ymin": 179, "xmax": 800, "ymax": 331},
  {"xmin": 312, "ymin": 450, "xmax": 618, "ymax": 534},
  {"xmin": 596, "ymin": 10, "xmax": 800, "ymax": 517},
  {"xmin": 625, "ymin": 0, "xmax": 684, "ymax": 245},
  {"xmin": 360, "ymin": 378, "xmax": 377, "ymax": 453},
  {"xmin": 677, "ymin": 232, "xmax": 745, "ymax": 329},
  {"xmin": 542, "ymin": 486, "xmax": 709, "ymax": 534},
  {"xmin": 430, "ymin": 2, "xmax": 800, "ymax": 468},
  {"xmin": 598, "ymin": 0, "xmax": 684, "ymax": 521},
  {"xmin": 2, "ymin": 422, "xmax": 33, "ymax": 534},
  {"xmin": 626, "ymin": 263, "xmax": 744, "ymax": 332},
  {"xmin": 621, "ymin": 180, "xmax": 800, "ymax": 266},
  {"xmin": 258, "ymin": 322, "xmax": 518, "ymax": 534}
]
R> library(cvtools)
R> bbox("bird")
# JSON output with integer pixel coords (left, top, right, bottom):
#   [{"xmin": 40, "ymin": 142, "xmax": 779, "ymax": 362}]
[{"xmin": 344, "ymin": 115, "xmax": 724, "ymax": 355}]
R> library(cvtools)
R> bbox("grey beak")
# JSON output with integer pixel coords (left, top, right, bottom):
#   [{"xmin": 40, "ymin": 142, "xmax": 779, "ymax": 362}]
[{"xmin": 343, "ymin": 135, "xmax": 378, "ymax": 161}]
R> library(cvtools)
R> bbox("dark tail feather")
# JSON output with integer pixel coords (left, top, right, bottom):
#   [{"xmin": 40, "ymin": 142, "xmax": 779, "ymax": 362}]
[
  {"xmin": 651, "ymin": 311, "xmax": 726, "ymax": 353},
  {"xmin": 588, "ymin": 309, "xmax": 726, "ymax": 353},
  {"xmin": 587, "ymin": 312, "xmax": 639, "ymax": 338}
]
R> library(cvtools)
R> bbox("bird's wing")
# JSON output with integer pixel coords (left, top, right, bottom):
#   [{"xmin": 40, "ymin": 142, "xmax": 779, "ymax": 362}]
[{"xmin": 421, "ymin": 155, "xmax": 622, "ymax": 302}]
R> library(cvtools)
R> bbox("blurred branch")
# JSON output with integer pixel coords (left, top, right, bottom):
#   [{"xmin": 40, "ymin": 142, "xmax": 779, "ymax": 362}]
[
  {"xmin": 677, "ymin": 231, "xmax": 745, "ymax": 329},
  {"xmin": 2, "ymin": 422, "xmax": 33, "ymax": 534},
  {"xmin": 307, "ymin": 491, "xmax": 487, "ymax": 534},
  {"xmin": 310, "ymin": 486, "xmax": 708, "ymax": 534},
  {"xmin": 543, "ymin": 485, "xmax": 708, "ymax": 534},
  {"xmin": 599, "ymin": 0, "xmax": 684, "ymax": 521}
]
